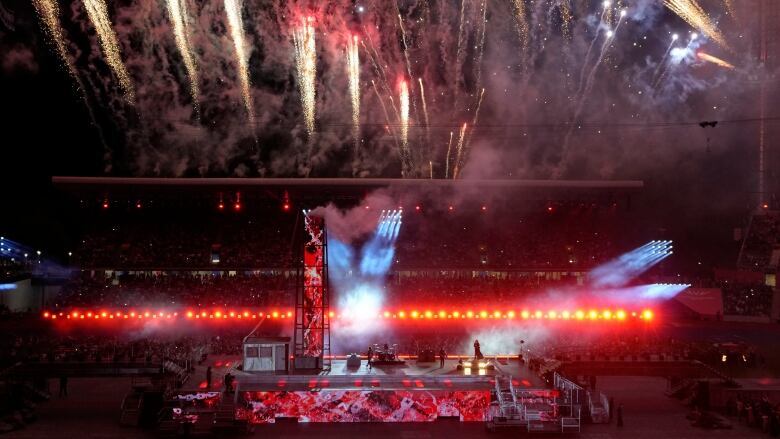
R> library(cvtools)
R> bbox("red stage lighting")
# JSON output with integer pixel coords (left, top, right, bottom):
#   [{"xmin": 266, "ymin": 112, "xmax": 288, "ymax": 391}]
[
  {"xmin": 102, "ymin": 199, "xmax": 109, "ymax": 209},
  {"xmin": 283, "ymin": 203, "xmax": 290, "ymax": 211},
  {"xmin": 135, "ymin": 201, "xmax": 142, "ymax": 209},
  {"xmin": 481, "ymin": 206, "xmax": 487, "ymax": 211},
  {"xmin": 415, "ymin": 205, "xmax": 421, "ymax": 211},
  {"xmin": 448, "ymin": 205, "xmax": 454, "ymax": 211},
  {"xmin": 218, "ymin": 202, "xmax": 224, "ymax": 210},
  {"xmin": 234, "ymin": 202, "xmax": 241, "ymax": 211}
]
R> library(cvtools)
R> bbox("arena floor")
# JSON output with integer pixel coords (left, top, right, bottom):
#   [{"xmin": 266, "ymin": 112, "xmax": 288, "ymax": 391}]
[{"xmin": 4, "ymin": 375, "xmax": 765, "ymax": 438}]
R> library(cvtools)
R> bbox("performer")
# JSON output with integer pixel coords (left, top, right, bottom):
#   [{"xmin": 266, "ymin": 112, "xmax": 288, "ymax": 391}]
[
  {"xmin": 474, "ymin": 339, "xmax": 483, "ymax": 360},
  {"xmin": 439, "ymin": 348, "xmax": 447, "ymax": 368},
  {"xmin": 367, "ymin": 346, "xmax": 373, "ymax": 368}
]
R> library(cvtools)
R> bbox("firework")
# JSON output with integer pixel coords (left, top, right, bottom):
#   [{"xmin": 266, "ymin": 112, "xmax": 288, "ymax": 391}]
[
  {"xmin": 452, "ymin": 123, "xmax": 468, "ymax": 179},
  {"xmin": 32, "ymin": 0, "xmax": 108, "ymax": 153},
  {"xmin": 511, "ymin": 0, "xmax": 529, "ymax": 70},
  {"xmin": 347, "ymin": 35, "xmax": 361, "ymax": 152},
  {"xmin": 33, "ymin": 0, "xmax": 76, "ymax": 83},
  {"xmin": 663, "ymin": 0, "xmax": 727, "ymax": 48},
  {"xmin": 651, "ymin": 34, "xmax": 679, "ymax": 87},
  {"xmin": 559, "ymin": 0, "xmax": 573, "ymax": 40},
  {"xmin": 722, "ymin": 0, "xmax": 736, "ymax": 21},
  {"xmin": 224, "ymin": 0, "xmax": 255, "ymax": 129},
  {"xmin": 399, "ymin": 80, "xmax": 410, "ymax": 160},
  {"xmin": 165, "ymin": 0, "xmax": 200, "ymax": 118},
  {"xmin": 293, "ymin": 17, "xmax": 317, "ymax": 137},
  {"xmin": 452, "ymin": 0, "xmax": 467, "ymax": 112},
  {"xmin": 397, "ymin": 14, "xmax": 413, "ymax": 85},
  {"xmin": 578, "ymin": 1, "xmax": 610, "ymax": 96},
  {"xmin": 83, "ymin": 0, "xmax": 135, "ymax": 103},
  {"xmin": 445, "ymin": 131, "xmax": 454, "ymax": 179},
  {"xmin": 418, "ymin": 78, "xmax": 430, "ymax": 141},
  {"xmin": 473, "ymin": 0, "xmax": 488, "ymax": 90},
  {"xmin": 697, "ymin": 52, "xmax": 735, "ymax": 69}
]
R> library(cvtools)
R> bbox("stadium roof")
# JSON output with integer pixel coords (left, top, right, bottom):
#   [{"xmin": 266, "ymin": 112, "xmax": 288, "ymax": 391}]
[{"xmin": 53, "ymin": 176, "xmax": 643, "ymax": 190}]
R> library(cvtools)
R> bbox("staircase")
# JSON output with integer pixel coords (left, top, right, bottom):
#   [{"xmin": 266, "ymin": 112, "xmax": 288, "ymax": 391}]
[{"xmin": 119, "ymin": 392, "xmax": 143, "ymax": 426}]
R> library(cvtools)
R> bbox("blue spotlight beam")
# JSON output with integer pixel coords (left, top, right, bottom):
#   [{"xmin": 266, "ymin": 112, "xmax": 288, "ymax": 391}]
[{"xmin": 589, "ymin": 241, "xmax": 673, "ymax": 288}]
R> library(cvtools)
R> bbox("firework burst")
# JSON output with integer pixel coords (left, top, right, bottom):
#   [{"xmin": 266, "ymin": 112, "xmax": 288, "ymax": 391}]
[
  {"xmin": 293, "ymin": 17, "xmax": 317, "ymax": 137},
  {"xmin": 347, "ymin": 35, "xmax": 361, "ymax": 152},
  {"xmin": 453, "ymin": 122, "xmax": 468, "ymax": 179},
  {"xmin": 83, "ymin": 0, "xmax": 135, "ymax": 103},
  {"xmin": 224, "ymin": 0, "xmax": 255, "ymax": 129},
  {"xmin": 511, "ymin": 0, "xmax": 530, "ymax": 71},
  {"xmin": 399, "ymin": 80, "xmax": 410, "ymax": 170},
  {"xmin": 165, "ymin": 0, "xmax": 200, "ymax": 118},
  {"xmin": 664, "ymin": 0, "xmax": 727, "ymax": 48},
  {"xmin": 697, "ymin": 51, "xmax": 735, "ymax": 69}
]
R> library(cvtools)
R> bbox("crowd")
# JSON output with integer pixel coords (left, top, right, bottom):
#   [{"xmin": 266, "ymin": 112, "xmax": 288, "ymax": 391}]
[
  {"xmin": 739, "ymin": 213, "xmax": 780, "ymax": 271},
  {"xmin": 386, "ymin": 275, "xmax": 580, "ymax": 306},
  {"xmin": 51, "ymin": 272, "xmax": 293, "ymax": 310},
  {"xmin": 73, "ymin": 217, "xmax": 295, "ymax": 269},
  {"xmin": 68, "ymin": 208, "xmax": 632, "ymax": 271},
  {"xmin": 727, "ymin": 395, "xmax": 780, "ymax": 436},
  {"xmin": 721, "ymin": 282, "xmax": 774, "ymax": 317}
]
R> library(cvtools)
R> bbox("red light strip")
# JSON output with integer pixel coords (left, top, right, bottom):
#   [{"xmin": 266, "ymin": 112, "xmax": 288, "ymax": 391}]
[{"xmin": 41, "ymin": 308, "xmax": 654, "ymax": 322}]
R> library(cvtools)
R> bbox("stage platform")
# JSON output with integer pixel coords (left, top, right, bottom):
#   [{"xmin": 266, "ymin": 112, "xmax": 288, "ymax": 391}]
[
  {"xmin": 175, "ymin": 356, "xmax": 549, "ymax": 424},
  {"xmin": 181, "ymin": 356, "xmax": 546, "ymax": 392}
]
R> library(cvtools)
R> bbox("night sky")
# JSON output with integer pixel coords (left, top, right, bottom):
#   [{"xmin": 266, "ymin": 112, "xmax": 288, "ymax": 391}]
[{"xmin": 0, "ymin": 0, "xmax": 777, "ymax": 259}]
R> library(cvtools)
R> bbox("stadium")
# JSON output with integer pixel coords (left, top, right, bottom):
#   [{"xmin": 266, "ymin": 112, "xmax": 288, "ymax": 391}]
[{"xmin": 2, "ymin": 0, "xmax": 780, "ymax": 437}]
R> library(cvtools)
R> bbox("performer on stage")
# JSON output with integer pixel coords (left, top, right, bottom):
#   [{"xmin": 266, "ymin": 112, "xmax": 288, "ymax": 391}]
[
  {"xmin": 367, "ymin": 346, "xmax": 373, "ymax": 368},
  {"xmin": 474, "ymin": 339, "xmax": 483, "ymax": 360},
  {"xmin": 439, "ymin": 348, "xmax": 447, "ymax": 368}
]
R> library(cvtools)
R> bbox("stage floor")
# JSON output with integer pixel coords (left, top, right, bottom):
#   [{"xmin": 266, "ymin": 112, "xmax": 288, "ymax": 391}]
[{"xmin": 181, "ymin": 356, "xmax": 546, "ymax": 392}]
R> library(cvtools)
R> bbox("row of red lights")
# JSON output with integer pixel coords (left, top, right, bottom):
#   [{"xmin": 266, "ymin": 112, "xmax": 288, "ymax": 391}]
[{"xmin": 42, "ymin": 309, "xmax": 653, "ymax": 322}]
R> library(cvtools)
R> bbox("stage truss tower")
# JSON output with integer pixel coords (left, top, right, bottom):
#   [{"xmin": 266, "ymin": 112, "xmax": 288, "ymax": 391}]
[{"xmin": 293, "ymin": 212, "xmax": 331, "ymax": 371}]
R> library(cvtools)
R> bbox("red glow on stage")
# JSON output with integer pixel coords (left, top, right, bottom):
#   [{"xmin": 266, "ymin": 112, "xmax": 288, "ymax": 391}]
[{"xmin": 135, "ymin": 201, "xmax": 142, "ymax": 209}]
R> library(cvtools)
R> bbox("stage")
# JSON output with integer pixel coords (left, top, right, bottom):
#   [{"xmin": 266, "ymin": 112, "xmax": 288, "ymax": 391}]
[{"xmin": 175, "ymin": 356, "xmax": 549, "ymax": 424}]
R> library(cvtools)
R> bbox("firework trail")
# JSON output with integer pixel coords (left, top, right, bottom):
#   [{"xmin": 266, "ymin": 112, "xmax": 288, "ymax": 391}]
[
  {"xmin": 32, "ymin": 0, "xmax": 108, "ymax": 153},
  {"xmin": 371, "ymin": 80, "xmax": 398, "ymax": 146},
  {"xmin": 444, "ymin": 131, "xmax": 454, "ymax": 179},
  {"xmin": 510, "ymin": 0, "xmax": 529, "ymax": 72},
  {"xmin": 452, "ymin": 0, "xmax": 467, "ymax": 114},
  {"xmin": 293, "ymin": 17, "xmax": 317, "ymax": 137},
  {"xmin": 397, "ymin": 14, "xmax": 414, "ymax": 87},
  {"xmin": 663, "ymin": 0, "xmax": 727, "ymax": 48},
  {"xmin": 224, "ymin": 0, "xmax": 255, "ymax": 131},
  {"xmin": 347, "ymin": 35, "xmax": 361, "ymax": 154},
  {"xmin": 473, "ymin": 0, "xmax": 488, "ymax": 90},
  {"xmin": 360, "ymin": 36, "xmax": 397, "ymax": 121},
  {"xmin": 652, "ymin": 34, "xmax": 679, "ymax": 88},
  {"xmin": 697, "ymin": 52, "xmax": 735, "ymax": 69},
  {"xmin": 577, "ymin": 12, "xmax": 625, "ymax": 109},
  {"xmin": 399, "ymin": 80, "xmax": 410, "ymax": 169},
  {"xmin": 452, "ymin": 122, "xmax": 468, "ymax": 179},
  {"xmin": 83, "ymin": 0, "xmax": 135, "ymax": 103},
  {"xmin": 463, "ymin": 88, "xmax": 485, "ymax": 157},
  {"xmin": 653, "ymin": 34, "xmax": 696, "ymax": 91},
  {"xmin": 722, "ymin": 0, "xmax": 736, "ymax": 21},
  {"xmin": 563, "ymin": 10, "xmax": 626, "ymax": 163},
  {"xmin": 418, "ymin": 78, "xmax": 430, "ymax": 142},
  {"xmin": 165, "ymin": 0, "xmax": 200, "ymax": 118},
  {"xmin": 397, "ymin": 13, "xmax": 419, "ymax": 123},
  {"xmin": 559, "ymin": 0, "xmax": 573, "ymax": 41},
  {"xmin": 577, "ymin": 2, "xmax": 610, "ymax": 97}
]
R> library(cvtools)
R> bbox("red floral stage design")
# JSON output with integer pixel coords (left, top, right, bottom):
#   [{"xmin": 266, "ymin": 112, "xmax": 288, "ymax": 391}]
[{"xmin": 236, "ymin": 389, "xmax": 490, "ymax": 423}]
